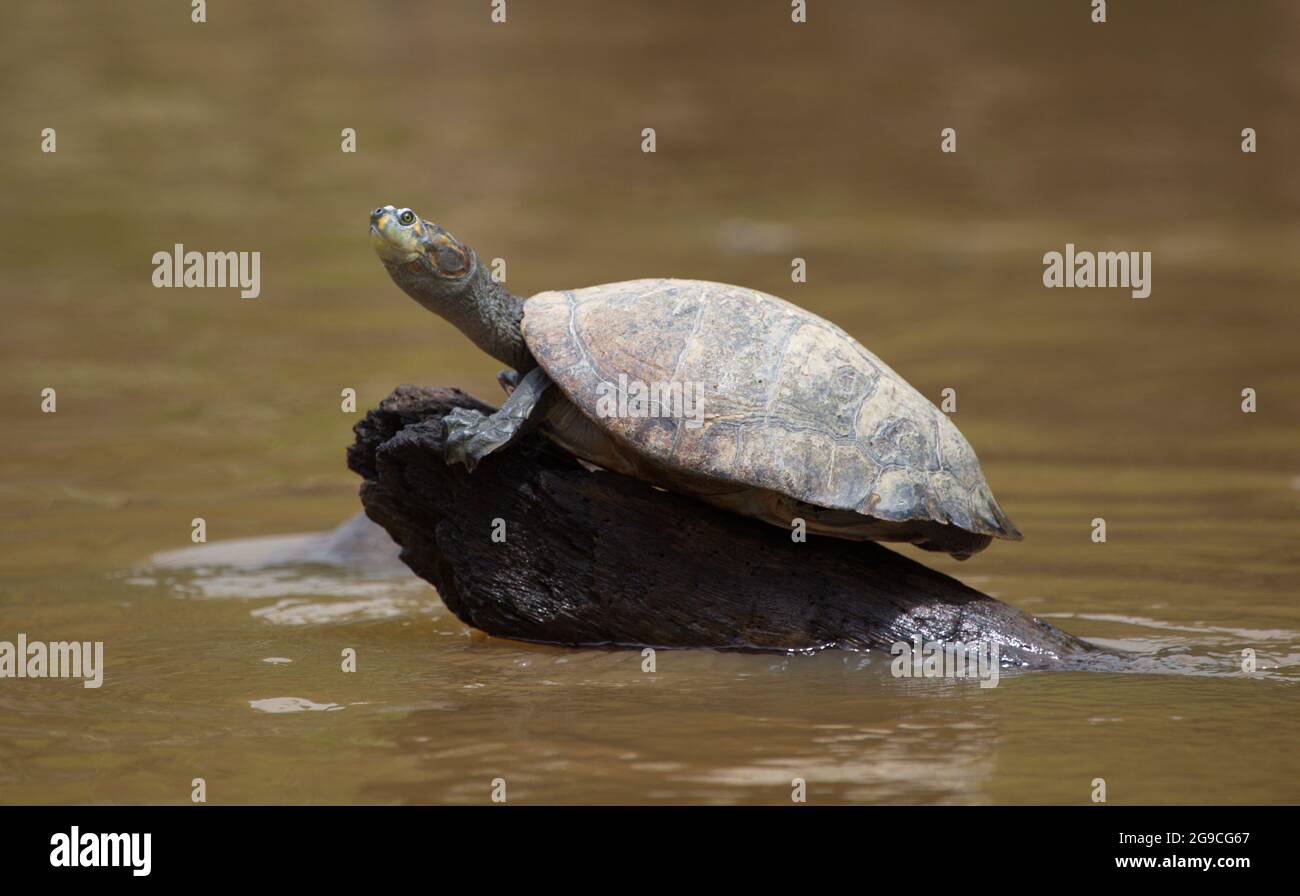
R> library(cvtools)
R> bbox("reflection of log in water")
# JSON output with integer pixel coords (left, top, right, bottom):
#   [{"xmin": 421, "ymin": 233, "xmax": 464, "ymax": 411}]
[{"xmin": 349, "ymin": 386, "xmax": 1094, "ymax": 665}]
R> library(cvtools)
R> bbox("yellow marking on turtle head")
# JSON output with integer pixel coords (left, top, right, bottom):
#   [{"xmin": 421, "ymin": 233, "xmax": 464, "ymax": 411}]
[{"xmin": 370, "ymin": 210, "xmax": 424, "ymax": 264}]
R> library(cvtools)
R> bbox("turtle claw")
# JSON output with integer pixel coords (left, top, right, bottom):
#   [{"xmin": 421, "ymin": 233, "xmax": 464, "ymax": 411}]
[
  {"xmin": 440, "ymin": 369, "xmax": 555, "ymax": 473},
  {"xmin": 442, "ymin": 407, "xmax": 487, "ymax": 472},
  {"xmin": 497, "ymin": 369, "xmax": 520, "ymax": 395}
]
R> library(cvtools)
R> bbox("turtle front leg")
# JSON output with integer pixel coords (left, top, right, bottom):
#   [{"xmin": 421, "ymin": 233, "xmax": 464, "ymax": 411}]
[{"xmin": 443, "ymin": 366, "xmax": 553, "ymax": 472}]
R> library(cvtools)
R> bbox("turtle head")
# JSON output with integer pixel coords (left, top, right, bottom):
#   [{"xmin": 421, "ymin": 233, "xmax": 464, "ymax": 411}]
[
  {"xmin": 369, "ymin": 205, "xmax": 476, "ymax": 302},
  {"xmin": 368, "ymin": 205, "xmax": 532, "ymax": 369}
]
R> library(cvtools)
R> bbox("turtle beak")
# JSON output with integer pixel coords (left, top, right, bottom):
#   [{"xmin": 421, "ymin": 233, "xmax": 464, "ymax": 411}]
[{"xmin": 370, "ymin": 205, "xmax": 425, "ymax": 264}]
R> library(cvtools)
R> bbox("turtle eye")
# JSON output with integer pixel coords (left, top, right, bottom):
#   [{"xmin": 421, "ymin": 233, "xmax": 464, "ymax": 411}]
[{"xmin": 398, "ymin": 210, "xmax": 416, "ymax": 226}]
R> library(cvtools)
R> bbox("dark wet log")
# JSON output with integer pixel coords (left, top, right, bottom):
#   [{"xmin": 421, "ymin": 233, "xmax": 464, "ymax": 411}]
[{"xmin": 348, "ymin": 386, "xmax": 1093, "ymax": 664}]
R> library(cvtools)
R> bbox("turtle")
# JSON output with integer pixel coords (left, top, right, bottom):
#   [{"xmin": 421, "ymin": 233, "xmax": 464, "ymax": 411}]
[{"xmin": 369, "ymin": 205, "xmax": 1022, "ymax": 559}]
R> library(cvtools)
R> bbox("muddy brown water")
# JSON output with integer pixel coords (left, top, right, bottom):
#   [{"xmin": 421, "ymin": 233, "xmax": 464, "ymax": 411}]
[{"xmin": 1, "ymin": 2, "xmax": 1297, "ymax": 804}]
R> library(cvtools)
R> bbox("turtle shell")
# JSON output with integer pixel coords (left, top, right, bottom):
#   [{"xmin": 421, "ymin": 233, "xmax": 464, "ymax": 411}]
[{"xmin": 521, "ymin": 278, "xmax": 1021, "ymax": 541}]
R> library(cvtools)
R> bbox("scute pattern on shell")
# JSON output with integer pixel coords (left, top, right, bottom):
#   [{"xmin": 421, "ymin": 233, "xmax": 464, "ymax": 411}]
[{"xmin": 522, "ymin": 279, "xmax": 1020, "ymax": 539}]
